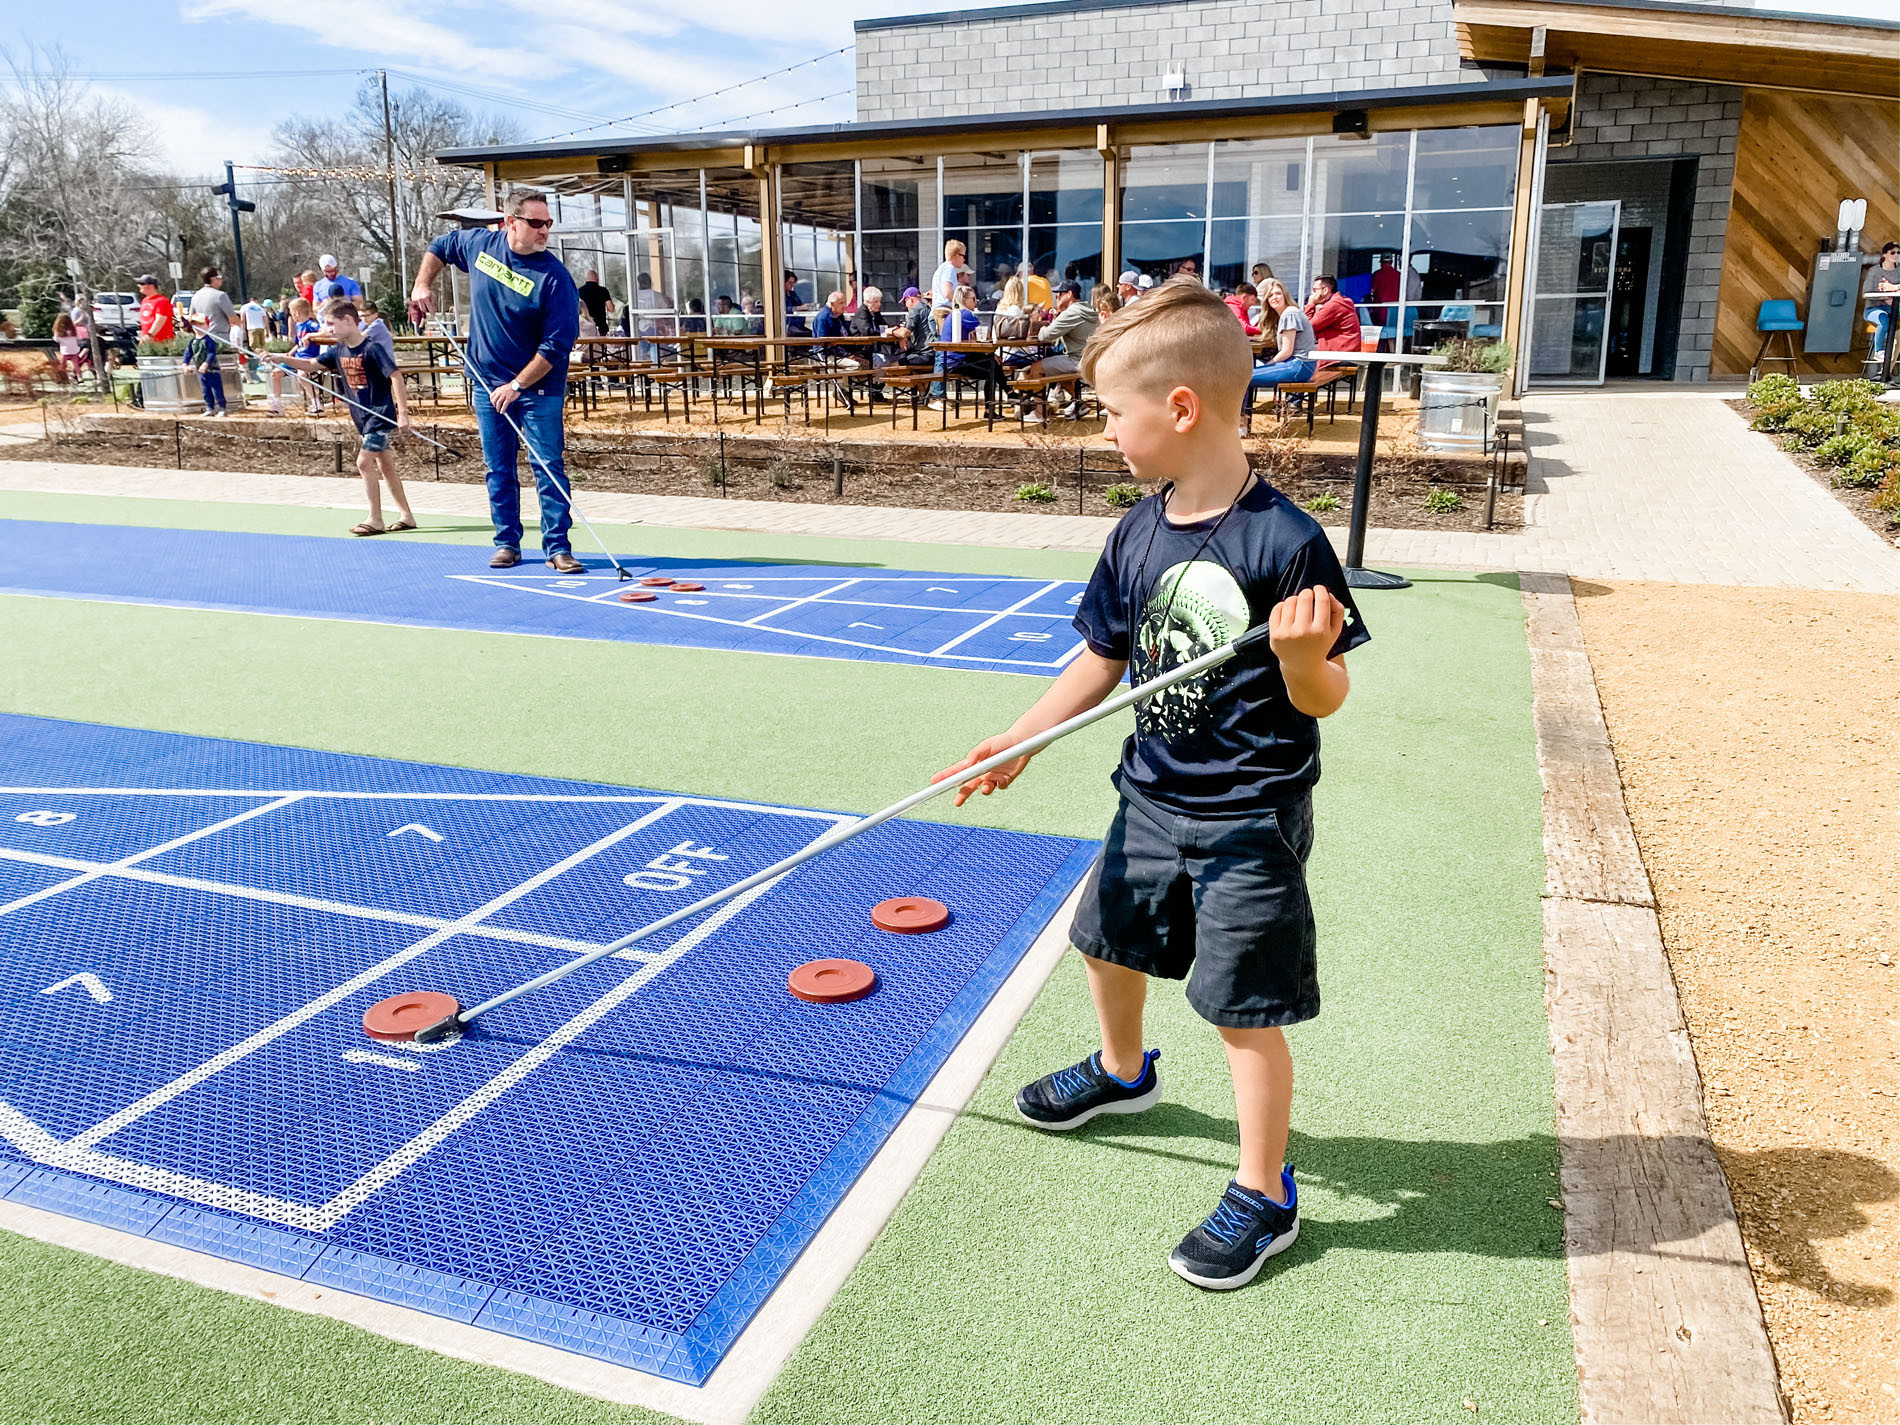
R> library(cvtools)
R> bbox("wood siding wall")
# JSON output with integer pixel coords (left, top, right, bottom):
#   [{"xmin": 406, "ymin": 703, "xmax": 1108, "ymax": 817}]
[{"xmin": 1712, "ymin": 89, "xmax": 1900, "ymax": 378}]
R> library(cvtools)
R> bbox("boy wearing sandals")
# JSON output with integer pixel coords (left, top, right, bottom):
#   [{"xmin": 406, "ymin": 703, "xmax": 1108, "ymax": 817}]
[
  {"xmin": 936, "ymin": 279, "xmax": 1367, "ymax": 1291},
  {"xmin": 273, "ymin": 298, "xmax": 416, "ymax": 537}
]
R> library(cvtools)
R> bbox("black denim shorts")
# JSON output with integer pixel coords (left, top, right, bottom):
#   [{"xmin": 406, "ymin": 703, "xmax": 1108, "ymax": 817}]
[{"xmin": 1069, "ymin": 786, "xmax": 1319, "ymax": 1028}]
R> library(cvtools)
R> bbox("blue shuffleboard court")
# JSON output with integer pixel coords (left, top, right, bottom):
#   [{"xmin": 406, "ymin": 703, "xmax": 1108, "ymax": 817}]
[
  {"xmin": 0, "ymin": 714, "xmax": 1095, "ymax": 1383},
  {"xmin": 0, "ymin": 519, "xmax": 1091, "ymax": 676}
]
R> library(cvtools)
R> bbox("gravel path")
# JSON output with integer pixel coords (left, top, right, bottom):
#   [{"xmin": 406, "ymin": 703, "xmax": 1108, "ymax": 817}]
[{"xmin": 1576, "ymin": 579, "xmax": 1898, "ymax": 1425}]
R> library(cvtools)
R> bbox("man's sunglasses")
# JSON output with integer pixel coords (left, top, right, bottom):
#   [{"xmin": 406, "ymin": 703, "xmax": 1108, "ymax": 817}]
[{"xmin": 513, "ymin": 216, "xmax": 554, "ymax": 230}]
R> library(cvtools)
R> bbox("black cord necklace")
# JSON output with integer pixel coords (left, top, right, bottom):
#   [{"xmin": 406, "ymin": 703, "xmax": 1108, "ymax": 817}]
[{"xmin": 1131, "ymin": 470, "xmax": 1256, "ymax": 668}]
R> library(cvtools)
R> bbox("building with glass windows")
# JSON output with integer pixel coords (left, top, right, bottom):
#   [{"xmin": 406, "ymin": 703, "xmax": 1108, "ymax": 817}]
[{"xmin": 436, "ymin": 0, "xmax": 1895, "ymax": 392}]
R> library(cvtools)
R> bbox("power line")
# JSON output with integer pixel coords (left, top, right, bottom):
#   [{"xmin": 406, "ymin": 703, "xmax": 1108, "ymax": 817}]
[
  {"xmin": 534, "ymin": 45, "xmax": 852, "ymax": 142},
  {"xmin": 692, "ymin": 88, "xmax": 854, "ymax": 132}
]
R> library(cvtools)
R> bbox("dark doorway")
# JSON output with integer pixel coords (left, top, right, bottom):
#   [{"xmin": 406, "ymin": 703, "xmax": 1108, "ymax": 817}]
[{"xmin": 1606, "ymin": 228, "xmax": 1652, "ymax": 379}]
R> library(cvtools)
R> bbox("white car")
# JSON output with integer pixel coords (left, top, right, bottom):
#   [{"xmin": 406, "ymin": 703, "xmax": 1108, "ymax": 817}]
[{"xmin": 91, "ymin": 291, "xmax": 141, "ymax": 332}]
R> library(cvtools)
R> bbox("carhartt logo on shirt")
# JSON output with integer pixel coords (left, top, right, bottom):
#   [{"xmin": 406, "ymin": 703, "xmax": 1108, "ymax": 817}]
[{"xmin": 475, "ymin": 250, "xmax": 535, "ymax": 297}]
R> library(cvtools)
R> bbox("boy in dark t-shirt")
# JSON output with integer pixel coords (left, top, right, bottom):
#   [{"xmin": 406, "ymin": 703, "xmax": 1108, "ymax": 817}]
[
  {"xmin": 273, "ymin": 298, "xmax": 416, "ymax": 536},
  {"xmin": 937, "ymin": 279, "xmax": 1367, "ymax": 1291}
]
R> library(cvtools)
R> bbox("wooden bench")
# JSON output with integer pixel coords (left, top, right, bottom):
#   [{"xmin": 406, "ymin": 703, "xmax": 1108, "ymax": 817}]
[
  {"xmin": 1247, "ymin": 365, "xmax": 1356, "ymax": 435},
  {"xmin": 875, "ymin": 369, "xmax": 938, "ymax": 430},
  {"xmin": 1005, "ymin": 372, "xmax": 1088, "ymax": 426}
]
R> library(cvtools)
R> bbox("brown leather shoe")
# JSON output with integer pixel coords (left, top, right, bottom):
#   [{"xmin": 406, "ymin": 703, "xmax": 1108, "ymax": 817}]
[
  {"xmin": 490, "ymin": 547, "xmax": 521, "ymax": 568},
  {"xmin": 546, "ymin": 551, "xmax": 584, "ymax": 574}
]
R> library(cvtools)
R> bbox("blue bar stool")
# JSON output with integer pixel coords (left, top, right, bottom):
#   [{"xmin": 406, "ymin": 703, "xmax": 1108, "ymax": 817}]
[{"xmin": 1753, "ymin": 299, "xmax": 1804, "ymax": 377}]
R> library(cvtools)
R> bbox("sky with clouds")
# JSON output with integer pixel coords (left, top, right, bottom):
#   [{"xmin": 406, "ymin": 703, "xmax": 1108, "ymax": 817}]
[{"xmin": 5, "ymin": 0, "xmax": 1896, "ymax": 178}]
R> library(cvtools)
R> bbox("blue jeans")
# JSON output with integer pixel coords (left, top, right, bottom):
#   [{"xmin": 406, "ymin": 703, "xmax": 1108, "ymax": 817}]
[
  {"xmin": 1866, "ymin": 305, "xmax": 1892, "ymax": 357},
  {"xmin": 199, "ymin": 370, "xmax": 226, "ymax": 413},
  {"xmin": 1243, "ymin": 357, "xmax": 1315, "ymax": 413},
  {"xmin": 474, "ymin": 384, "xmax": 572, "ymax": 555}
]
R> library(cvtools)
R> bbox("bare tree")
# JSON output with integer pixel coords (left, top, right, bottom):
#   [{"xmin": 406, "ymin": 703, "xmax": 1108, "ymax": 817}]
[{"xmin": 267, "ymin": 79, "xmax": 518, "ymax": 296}]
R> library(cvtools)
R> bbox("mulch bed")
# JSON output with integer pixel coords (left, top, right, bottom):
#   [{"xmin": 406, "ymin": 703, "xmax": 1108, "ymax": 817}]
[
  {"xmin": 1727, "ymin": 399, "xmax": 1898, "ymax": 544},
  {"xmin": 1, "ymin": 421, "xmax": 1522, "ymax": 535}
]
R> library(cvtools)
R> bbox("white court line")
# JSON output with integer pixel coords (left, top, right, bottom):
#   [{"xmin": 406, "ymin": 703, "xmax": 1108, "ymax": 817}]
[
  {"xmin": 0, "ymin": 792, "xmax": 302, "ymax": 918},
  {"xmin": 0, "ymin": 796, "xmax": 857, "ymax": 1228},
  {"xmin": 62, "ymin": 802, "xmax": 684, "ymax": 1153},
  {"xmin": 739, "ymin": 577, "xmax": 862, "ymax": 628},
  {"xmin": 926, "ymin": 579, "xmax": 1065, "ymax": 657},
  {"xmin": 342, "ymin": 1051, "xmax": 422, "ymax": 1073},
  {"xmin": 464, "ymin": 583, "xmax": 1076, "ymax": 668},
  {"xmin": 0, "ymin": 790, "xmax": 851, "ymax": 823},
  {"xmin": 454, "ymin": 572, "xmax": 1080, "ymax": 620},
  {"xmin": 0, "ymin": 846, "xmax": 653, "ymax": 961}
]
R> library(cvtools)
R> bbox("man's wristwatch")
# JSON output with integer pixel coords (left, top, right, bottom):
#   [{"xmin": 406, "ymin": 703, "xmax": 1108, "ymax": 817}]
[{"xmin": 507, "ymin": 379, "xmax": 523, "ymax": 394}]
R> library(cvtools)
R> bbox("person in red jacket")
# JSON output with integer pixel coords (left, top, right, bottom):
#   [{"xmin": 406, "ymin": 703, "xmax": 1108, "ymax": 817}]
[
  {"xmin": 1305, "ymin": 274, "xmax": 1362, "ymax": 361},
  {"xmin": 1224, "ymin": 280, "xmax": 1262, "ymax": 336},
  {"xmin": 135, "ymin": 274, "xmax": 175, "ymax": 343}
]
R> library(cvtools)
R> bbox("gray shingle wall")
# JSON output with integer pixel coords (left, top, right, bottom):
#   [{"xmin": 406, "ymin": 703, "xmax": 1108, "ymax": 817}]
[
  {"xmin": 1550, "ymin": 72, "xmax": 1742, "ymax": 382},
  {"xmin": 854, "ymin": 0, "xmax": 1484, "ymax": 121}
]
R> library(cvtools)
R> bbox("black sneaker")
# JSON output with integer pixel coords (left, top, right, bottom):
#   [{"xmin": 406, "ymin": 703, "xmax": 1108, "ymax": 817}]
[
  {"xmin": 1015, "ymin": 1049, "xmax": 1160, "ymax": 1131},
  {"xmin": 1169, "ymin": 1168, "xmax": 1300, "ymax": 1290}
]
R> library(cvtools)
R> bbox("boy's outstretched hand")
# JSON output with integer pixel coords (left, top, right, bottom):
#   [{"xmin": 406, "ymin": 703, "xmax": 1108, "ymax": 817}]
[
  {"xmin": 932, "ymin": 736, "xmax": 1031, "ymax": 808},
  {"xmin": 1267, "ymin": 585, "xmax": 1344, "ymax": 669}
]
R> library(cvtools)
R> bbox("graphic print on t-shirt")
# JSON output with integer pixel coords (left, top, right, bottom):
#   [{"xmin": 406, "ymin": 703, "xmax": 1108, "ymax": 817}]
[
  {"xmin": 1134, "ymin": 559, "xmax": 1252, "ymax": 743},
  {"xmin": 339, "ymin": 352, "xmax": 366, "ymax": 392}
]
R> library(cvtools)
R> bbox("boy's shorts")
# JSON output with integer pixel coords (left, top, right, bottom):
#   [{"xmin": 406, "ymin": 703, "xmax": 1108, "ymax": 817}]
[
  {"xmin": 359, "ymin": 427, "xmax": 391, "ymax": 453},
  {"xmin": 1069, "ymin": 786, "xmax": 1318, "ymax": 1028}
]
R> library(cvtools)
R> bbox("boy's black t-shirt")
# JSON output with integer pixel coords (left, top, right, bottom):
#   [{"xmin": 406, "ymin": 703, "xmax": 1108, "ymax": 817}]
[
  {"xmin": 316, "ymin": 337, "xmax": 399, "ymax": 436},
  {"xmin": 1073, "ymin": 478, "xmax": 1370, "ymax": 817}
]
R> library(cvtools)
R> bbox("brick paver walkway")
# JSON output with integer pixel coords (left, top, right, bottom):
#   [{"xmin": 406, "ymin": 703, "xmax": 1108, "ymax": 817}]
[{"xmin": 2, "ymin": 390, "xmax": 1894, "ymax": 592}]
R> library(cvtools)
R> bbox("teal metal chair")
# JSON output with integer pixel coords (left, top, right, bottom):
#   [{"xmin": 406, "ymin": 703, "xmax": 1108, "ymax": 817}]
[{"xmin": 1754, "ymin": 299, "xmax": 1804, "ymax": 376}]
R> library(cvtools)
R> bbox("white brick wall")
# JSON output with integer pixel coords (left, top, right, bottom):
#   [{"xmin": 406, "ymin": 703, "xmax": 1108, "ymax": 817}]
[{"xmin": 854, "ymin": 0, "xmax": 1485, "ymax": 121}]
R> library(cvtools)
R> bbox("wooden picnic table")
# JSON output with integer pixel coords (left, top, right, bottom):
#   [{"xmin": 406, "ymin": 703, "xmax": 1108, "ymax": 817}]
[{"xmin": 932, "ymin": 338, "xmax": 1061, "ymax": 416}]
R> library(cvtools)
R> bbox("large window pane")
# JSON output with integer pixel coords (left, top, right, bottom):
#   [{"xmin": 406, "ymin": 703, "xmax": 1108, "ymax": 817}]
[
  {"xmin": 860, "ymin": 157, "xmax": 936, "ymax": 232},
  {"xmin": 1408, "ymin": 209, "xmax": 1511, "ymax": 302},
  {"xmin": 1310, "ymin": 211, "xmax": 1406, "ymax": 316},
  {"xmin": 1120, "ymin": 220, "xmax": 1205, "ymax": 281},
  {"xmin": 1209, "ymin": 216, "xmax": 1303, "ymax": 293},
  {"xmin": 550, "ymin": 185, "xmax": 626, "ymax": 230},
  {"xmin": 1402, "ymin": 302, "xmax": 1506, "ymax": 352},
  {"xmin": 779, "ymin": 161, "xmax": 855, "ymax": 233},
  {"xmin": 1529, "ymin": 295, "xmax": 1608, "ymax": 379},
  {"xmin": 1412, "ymin": 126, "xmax": 1517, "ymax": 212},
  {"xmin": 860, "ymin": 230, "xmax": 928, "ymax": 304},
  {"xmin": 942, "ymin": 153, "xmax": 1024, "ymax": 228},
  {"xmin": 1310, "ymin": 131, "xmax": 1410, "ymax": 214},
  {"xmin": 940, "ymin": 224, "xmax": 1023, "ymax": 298},
  {"xmin": 1030, "ymin": 224, "xmax": 1104, "ymax": 292},
  {"xmin": 1121, "ymin": 143, "xmax": 1209, "ymax": 223},
  {"xmin": 1028, "ymin": 150, "xmax": 1103, "ymax": 226},
  {"xmin": 1210, "ymin": 136, "xmax": 1308, "ymax": 221}
]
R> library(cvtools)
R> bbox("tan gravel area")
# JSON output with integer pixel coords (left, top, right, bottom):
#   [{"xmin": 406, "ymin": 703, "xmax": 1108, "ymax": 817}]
[{"xmin": 1574, "ymin": 580, "xmax": 1898, "ymax": 1425}]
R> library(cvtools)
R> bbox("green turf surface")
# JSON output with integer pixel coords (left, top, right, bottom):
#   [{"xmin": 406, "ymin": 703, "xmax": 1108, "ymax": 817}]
[{"xmin": 0, "ymin": 497, "xmax": 1573, "ymax": 1423}]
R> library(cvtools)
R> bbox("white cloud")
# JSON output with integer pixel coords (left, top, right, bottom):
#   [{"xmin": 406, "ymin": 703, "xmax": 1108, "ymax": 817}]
[
  {"xmin": 102, "ymin": 88, "xmax": 272, "ymax": 174},
  {"xmin": 180, "ymin": 0, "xmax": 562, "ymax": 78}
]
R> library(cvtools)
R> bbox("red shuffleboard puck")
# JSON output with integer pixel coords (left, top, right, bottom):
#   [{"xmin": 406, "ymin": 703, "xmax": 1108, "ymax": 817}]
[
  {"xmin": 363, "ymin": 991, "xmax": 462, "ymax": 1042},
  {"xmin": 619, "ymin": 590, "xmax": 657, "ymax": 602},
  {"xmin": 788, "ymin": 959, "xmax": 878, "ymax": 1004},
  {"xmin": 870, "ymin": 896, "xmax": 950, "ymax": 934}
]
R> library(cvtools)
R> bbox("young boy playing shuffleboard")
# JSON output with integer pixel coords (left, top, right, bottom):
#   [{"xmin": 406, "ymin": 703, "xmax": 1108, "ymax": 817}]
[{"xmin": 935, "ymin": 278, "xmax": 1368, "ymax": 1290}]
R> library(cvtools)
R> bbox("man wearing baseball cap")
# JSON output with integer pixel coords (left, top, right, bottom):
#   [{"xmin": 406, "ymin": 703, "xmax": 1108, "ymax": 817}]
[
  {"xmin": 313, "ymin": 255, "xmax": 363, "ymax": 307},
  {"xmin": 136, "ymin": 274, "xmax": 174, "ymax": 344},
  {"xmin": 1117, "ymin": 270, "xmax": 1140, "ymax": 303}
]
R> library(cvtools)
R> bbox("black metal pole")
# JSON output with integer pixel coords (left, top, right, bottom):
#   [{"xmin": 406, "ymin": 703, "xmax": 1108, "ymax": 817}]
[
  {"xmin": 224, "ymin": 162, "xmax": 250, "ymax": 301},
  {"xmin": 1343, "ymin": 359, "xmax": 1409, "ymax": 591}
]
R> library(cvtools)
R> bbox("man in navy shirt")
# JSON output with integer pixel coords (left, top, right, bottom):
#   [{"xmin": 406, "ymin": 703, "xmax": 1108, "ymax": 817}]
[{"xmin": 410, "ymin": 192, "xmax": 583, "ymax": 571}]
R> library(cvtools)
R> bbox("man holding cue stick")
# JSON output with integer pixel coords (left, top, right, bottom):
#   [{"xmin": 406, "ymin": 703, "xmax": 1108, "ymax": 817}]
[{"xmin": 410, "ymin": 192, "xmax": 584, "ymax": 572}]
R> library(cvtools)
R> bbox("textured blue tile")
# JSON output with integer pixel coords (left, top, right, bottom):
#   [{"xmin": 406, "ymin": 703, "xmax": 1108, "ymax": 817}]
[
  {"xmin": 148, "ymin": 1205, "xmax": 327, "ymax": 1276},
  {"xmin": 6, "ymin": 1168, "xmax": 170, "ymax": 1235},
  {"xmin": 0, "ymin": 521, "xmax": 1087, "ymax": 676},
  {"xmin": 305, "ymin": 1247, "xmax": 495, "ymax": 1323},
  {"xmin": 0, "ymin": 710, "xmax": 1095, "ymax": 1382}
]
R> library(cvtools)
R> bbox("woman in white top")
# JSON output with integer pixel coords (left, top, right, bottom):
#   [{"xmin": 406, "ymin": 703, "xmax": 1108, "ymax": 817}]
[{"xmin": 1243, "ymin": 278, "xmax": 1318, "ymax": 418}]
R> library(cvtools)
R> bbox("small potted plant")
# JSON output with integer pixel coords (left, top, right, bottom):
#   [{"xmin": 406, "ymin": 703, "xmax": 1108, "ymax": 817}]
[
  {"xmin": 135, "ymin": 333, "xmax": 194, "ymax": 413},
  {"xmin": 1419, "ymin": 337, "xmax": 1512, "ymax": 454}
]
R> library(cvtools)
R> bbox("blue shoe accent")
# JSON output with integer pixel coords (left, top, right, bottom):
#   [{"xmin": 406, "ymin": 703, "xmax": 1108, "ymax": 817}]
[
  {"xmin": 1015, "ymin": 1048, "xmax": 1161, "ymax": 1131},
  {"xmin": 1169, "ymin": 1168, "xmax": 1300, "ymax": 1291}
]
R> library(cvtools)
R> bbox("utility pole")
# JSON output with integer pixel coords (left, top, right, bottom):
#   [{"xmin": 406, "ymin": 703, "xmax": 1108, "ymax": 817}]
[
  {"xmin": 380, "ymin": 71, "xmax": 409, "ymax": 312},
  {"xmin": 210, "ymin": 160, "xmax": 257, "ymax": 300}
]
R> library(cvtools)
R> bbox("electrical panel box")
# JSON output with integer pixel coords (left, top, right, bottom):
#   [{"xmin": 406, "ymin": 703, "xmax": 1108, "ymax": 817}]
[{"xmin": 1805, "ymin": 251, "xmax": 1866, "ymax": 353}]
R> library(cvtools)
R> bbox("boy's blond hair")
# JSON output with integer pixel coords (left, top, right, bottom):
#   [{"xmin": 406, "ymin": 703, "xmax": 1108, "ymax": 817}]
[{"xmin": 1081, "ymin": 276, "xmax": 1252, "ymax": 418}]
